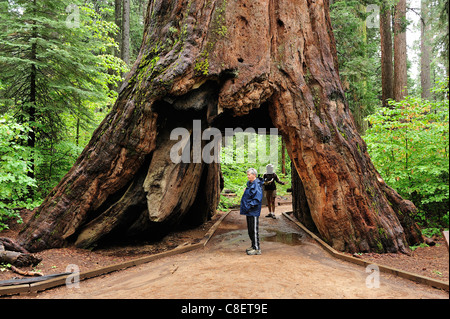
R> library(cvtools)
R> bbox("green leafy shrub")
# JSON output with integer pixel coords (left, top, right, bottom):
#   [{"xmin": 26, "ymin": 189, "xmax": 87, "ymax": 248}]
[
  {"xmin": 0, "ymin": 115, "xmax": 40, "ymax": 231},
  {"xmin": 364, "ymin": 81, "xmax": 449, "ymax": 227}
]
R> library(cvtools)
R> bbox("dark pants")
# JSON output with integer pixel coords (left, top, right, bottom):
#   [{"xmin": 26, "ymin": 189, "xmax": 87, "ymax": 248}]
[{"xmin": 246, "ymin": 216, "xmax": 260, "ymax": 250}]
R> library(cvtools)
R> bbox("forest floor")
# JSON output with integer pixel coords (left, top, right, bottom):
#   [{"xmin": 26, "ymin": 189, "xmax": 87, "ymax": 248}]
[
  {"xmin": 0, "ymin": 196, "xmax": 448, "ymax": 298},
  {"xmin": 0, "ymin": 209, "xmax": 221, "ymax": 282}
]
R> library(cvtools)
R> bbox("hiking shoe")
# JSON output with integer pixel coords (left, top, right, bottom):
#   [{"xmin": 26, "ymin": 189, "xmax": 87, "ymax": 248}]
[
  {"xmin": 246, "ymin": 247, "xmax": 253, "ymax": 253},
  {"xmin": 265, "ymin": 213, "xmax": 272, "ymax": 218},
  {"xmin": 247, "ymin": 249, "xmax": 261, "ymax": 255},
  {"xmin": 271, "ymin": 213, "xmax": 276, "ymax": 219}
]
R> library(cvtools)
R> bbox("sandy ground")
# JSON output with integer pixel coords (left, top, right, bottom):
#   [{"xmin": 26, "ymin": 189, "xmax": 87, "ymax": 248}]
[{"xmin": 18, "ymin": 205, "xmax": 448, "ymax": 299}]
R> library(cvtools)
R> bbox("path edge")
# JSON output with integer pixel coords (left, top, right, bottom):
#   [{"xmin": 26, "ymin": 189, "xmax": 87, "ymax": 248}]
[
  {"xmin": 282, "ymin": 212, "xmax": 449, "ymax": 292},
  {"xmin": 0, "ymin": 210, "xmax": 233, "ymax": 297}
]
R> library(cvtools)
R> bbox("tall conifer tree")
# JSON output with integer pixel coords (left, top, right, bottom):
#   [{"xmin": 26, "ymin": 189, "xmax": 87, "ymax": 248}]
[{"xmin": 0, "ymin": 0, "xmax": 126, "ymax": 177}]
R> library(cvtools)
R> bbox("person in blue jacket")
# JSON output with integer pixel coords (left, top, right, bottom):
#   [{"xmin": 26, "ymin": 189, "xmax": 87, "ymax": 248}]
[{"xmin": 240, "ymin": 168, "xmax": 264, "ymax": 255}]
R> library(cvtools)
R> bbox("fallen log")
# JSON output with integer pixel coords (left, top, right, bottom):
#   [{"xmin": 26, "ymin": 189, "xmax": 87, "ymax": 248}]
[
  {"xmin": 0, "ymin": 249, "xmax": 41, "ymax": 267},
  {"xmin": 0, "ymin": 250, "xmax": 37, "ymax": 267},
  {"xmin": 0, "ymin": 238, "xmax": 41, "ymax": 267},
  {"xmin": 0, "ymin": 237, "xmax": 28, "ymax": 254}
]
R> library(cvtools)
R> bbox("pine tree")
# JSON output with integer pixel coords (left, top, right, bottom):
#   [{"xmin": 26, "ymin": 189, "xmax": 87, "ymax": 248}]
[{"xmin": 0, "ymin": 0, "xmax": 127, "ymax": 177}]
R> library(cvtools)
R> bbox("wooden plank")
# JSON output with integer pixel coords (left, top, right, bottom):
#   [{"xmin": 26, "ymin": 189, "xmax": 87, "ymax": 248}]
[
  {"xmin": 201, "ymin": 210, "xmax": 232, "ymax": 246},
  {"xmin": 0, "ymin": 284, "xmax": 30, "ymax": 297},
  {"xmin": 29, "ymin": 276, "xmax": 69, "ymax": 293}
]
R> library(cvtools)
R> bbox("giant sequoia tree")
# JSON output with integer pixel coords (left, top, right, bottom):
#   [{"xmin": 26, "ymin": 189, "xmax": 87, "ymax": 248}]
[{"xmin": 17, "ymin": 0, "xmax": 422, "ymax": 254}]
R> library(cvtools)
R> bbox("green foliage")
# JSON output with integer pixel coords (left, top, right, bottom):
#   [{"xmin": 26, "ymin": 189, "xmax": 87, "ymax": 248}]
[
  {"xmin": 0, "ymin": 0, "xmax": 127, "ymax": 141},
  {"xmin": 0, "ymin": 263, "xmax": 12, "ymax": 272},
  {"xmin": 0, "ymin": 0, "xmax": 127, "ymax": 201},
  {"xmin": 33, "ymin": 101, "xmax": 109, "ymax": 197},
  {"xmin": 421, "ymin": 227, "xmax": 444, "ymax": 238},
  {"xmin": 92, "ymin": 0, "xmax": 147, "ymax": 63},
  {"xmin": 409, "ymin": 242, "xmax": 430, "ymax": 251},
  {"xmin": 0, "ymin": 1, "xmax": 143, "ymax": 229},
  {"xmin": 0, "ymin": 115, "xmax": 40, "ymax": 231},
  {"xmin": 330, "ymin": 0, "xmax": 381, "ymax": 131},
  {"xmin": 429, "ymin": 0, "xmax": 449, "ymax": 75},
  {"xmin": 364, "ymin": 80, "xmax": 449, "ymax": 227},
  {"xmin": 194, "ymin": 51, "xmax": 210, "ymax": 76}
]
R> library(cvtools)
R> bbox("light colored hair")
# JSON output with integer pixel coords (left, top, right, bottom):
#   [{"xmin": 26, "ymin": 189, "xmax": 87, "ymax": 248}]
[{"xmin": 246, "ymin": 168, "xmax": 258, "ymax": 176}]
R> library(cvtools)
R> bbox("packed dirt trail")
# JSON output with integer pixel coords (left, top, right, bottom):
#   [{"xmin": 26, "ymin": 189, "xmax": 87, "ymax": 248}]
[{"xmin": 22, "ymin": 205, "xmax": 447, "ymax": 299}]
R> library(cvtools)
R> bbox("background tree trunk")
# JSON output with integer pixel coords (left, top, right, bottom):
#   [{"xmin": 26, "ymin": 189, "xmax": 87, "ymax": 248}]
[
  {"xmin": 114, "ymin": 0, "xmax": 123, "ymax": 59},
  {"xmin": 380, "ymin": 2, "xmax": 394, "ymax": 107},
  {"xmin": 393, "ymin": 0, "xmax": 408, "ymax": 101},
  {"xmin": 17, "ymin": 0, "xmax": 422, "ymax": 253},
  {"xmin": 121, "ymin": 0, "xmax": 131, "ymax": 65},
  {"xmin": 421, "ymin": 0, "xmax": 432, "ymax": 100}
]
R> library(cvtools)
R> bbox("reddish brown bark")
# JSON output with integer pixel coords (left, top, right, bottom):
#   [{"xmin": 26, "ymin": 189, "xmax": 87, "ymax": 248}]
[
  {"xmin": 380, "ymin": 3, "xmax": 394, "ymax": 107},
  {"xmin": 394, "ymin": 0, "xmax": 408, "ymax": 101},
  {"xmin": 18, "ymin": 0, "xmax": 422, "ymax": 253}
]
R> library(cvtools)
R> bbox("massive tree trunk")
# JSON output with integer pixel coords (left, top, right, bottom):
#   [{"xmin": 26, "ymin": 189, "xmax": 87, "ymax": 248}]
[{"xmin": 18, "ymin": 0, "xmax": 422, "ymax": 253}]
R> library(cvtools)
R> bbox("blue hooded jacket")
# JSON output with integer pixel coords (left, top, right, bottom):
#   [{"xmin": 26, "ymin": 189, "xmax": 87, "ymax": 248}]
[{"xmin": 240, "ymin": 177, "xmax": 264, "ymax": 217}]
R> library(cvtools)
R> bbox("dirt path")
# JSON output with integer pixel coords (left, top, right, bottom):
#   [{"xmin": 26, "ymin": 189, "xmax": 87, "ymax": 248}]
[{"xmin": 17, "ymin": 206, "xmax": 448, "ymax": 299}]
